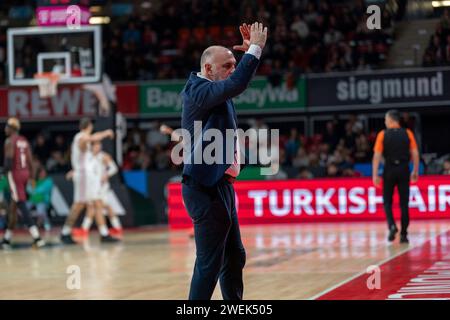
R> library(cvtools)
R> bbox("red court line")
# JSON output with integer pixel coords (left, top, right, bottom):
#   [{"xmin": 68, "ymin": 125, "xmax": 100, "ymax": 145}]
[{"xmin": 316, "ymin": 231, "xmax": 450, "ymax": 300}]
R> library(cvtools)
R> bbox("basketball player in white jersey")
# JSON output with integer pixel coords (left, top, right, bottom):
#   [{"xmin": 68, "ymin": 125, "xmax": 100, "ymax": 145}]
[
  {"xmin": 79, "ymin": 140, "xmax": 123, "ymax": 237},
  {"xmin": 60, "ymin": 117, "xmax": 118, "ymax": 244}
]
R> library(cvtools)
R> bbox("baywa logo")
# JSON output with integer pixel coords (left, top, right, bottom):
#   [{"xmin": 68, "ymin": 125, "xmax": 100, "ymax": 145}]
[
  {"xmin": 234, "ymin": 83, "xmax": 300, "ymax": 107},
  {"xmin": 169, "ymin": 121, "xmax": 280, "ymax": 176},
  {"xmin": 337, "ymin": 72, "xmax": 444, "ymax": 104}
]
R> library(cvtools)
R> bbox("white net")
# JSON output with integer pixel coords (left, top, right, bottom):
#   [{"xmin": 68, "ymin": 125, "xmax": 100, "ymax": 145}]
[{"xmin": 34, "ymin": 73, "xmax": 60, "ymax": 98}]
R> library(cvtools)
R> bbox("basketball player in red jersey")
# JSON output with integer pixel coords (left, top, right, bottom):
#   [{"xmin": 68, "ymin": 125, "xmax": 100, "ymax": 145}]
[{"xmin": 1, "ymin": 118, "xmax": 45, "ymax": 249}]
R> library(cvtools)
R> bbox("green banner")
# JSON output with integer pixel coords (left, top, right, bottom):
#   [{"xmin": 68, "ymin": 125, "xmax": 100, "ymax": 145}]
[
  {"xmin": 139, "ymin": 81, "xmax": 185, "ymax": 116},
  {"xmin": 234, "ymin": 78, "xmax": 306, "ymax": 111},
  {"xmin": 139, "ymin": 78, "xmax": 306, "ymax": 116}
]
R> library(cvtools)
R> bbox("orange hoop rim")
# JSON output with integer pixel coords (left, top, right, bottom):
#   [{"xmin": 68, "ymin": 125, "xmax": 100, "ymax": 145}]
[{"xmin": 34, "ymin": 72, "xmax": 60, "ymax": 83}]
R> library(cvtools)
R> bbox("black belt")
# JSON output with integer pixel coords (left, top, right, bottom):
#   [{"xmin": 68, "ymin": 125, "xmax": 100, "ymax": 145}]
[{"xmin": 182, "ymin": 174, "xmax": 236, "ymax": 189}]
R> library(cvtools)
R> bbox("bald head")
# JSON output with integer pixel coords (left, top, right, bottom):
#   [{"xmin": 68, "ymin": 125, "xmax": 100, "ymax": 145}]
[
  {"xmin": 200, "ymin": 46, "xmax": 236, "ymax": 81},
  {"xmin": 200, "ymin": 46, "xmax": 229, "ymax": 67}
]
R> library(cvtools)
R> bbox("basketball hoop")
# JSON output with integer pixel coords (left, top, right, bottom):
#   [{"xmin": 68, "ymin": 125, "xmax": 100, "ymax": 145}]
[{"xmin": 34, "ymin": 72, "xmax": 60, "ymax": 98}]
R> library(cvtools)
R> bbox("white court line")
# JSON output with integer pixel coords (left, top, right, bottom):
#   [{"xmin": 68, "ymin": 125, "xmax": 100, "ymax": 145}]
[{"xmin": 308, "ymin": 230, "xmax": 449, "ymax": 300}]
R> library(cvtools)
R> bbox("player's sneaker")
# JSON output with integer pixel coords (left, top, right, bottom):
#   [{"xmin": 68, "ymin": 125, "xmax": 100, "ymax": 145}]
[
  {"xmin": 100, "ymin": 235, "xmax": 121, "ymax": 243},
  {"xmin": 109, "ymin": 228, "xmax": 123, "ymax": 237},
  {"xmin": 32, "ymin": 238, "xmax": 46, "ymax": 249},
  {"xmin": 72, "ymin": 228, "xmax": 88, "ymax": 237},
  {"xmin": 60, "ymin": 234, "xmax": 77, "ymax": 245},
  {"xmin": 1, "ymin": 239, "xmax": 12, "ymax": 250}
]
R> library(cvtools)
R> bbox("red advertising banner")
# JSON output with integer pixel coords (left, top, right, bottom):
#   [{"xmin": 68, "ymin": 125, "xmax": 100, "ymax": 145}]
[
  {"xmin": 116, "ymin": 83, "xmax": 139, "ymax": 116},
  {"xmin": 0, "ymin": 84, "xmax": 138, "ymax": 120},
  {"xmin": 168, "ymin": 176, "xmax": 450, "ymax": 228},
  {"xmin": 0, "ymin": 86, "xmax": 96, "ymax": 120}
]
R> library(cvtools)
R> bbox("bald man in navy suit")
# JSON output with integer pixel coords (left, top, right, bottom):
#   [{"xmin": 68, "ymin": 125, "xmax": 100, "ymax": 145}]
[{"xmin": 180, "ymin": 22, "xmax": 268, "ymax": 300}]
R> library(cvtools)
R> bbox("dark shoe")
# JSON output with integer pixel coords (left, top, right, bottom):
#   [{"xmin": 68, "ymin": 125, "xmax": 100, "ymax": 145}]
[
  {"xmin": 60, "ymin": 234, "xmax": 77, "ymax": 245},
  {"xmin": 32, "ymin": 238, "xmax": 46, "ymax": 249},
  {"xmin": 100, "ymin": 235, "xmax": 120, "ymax": 243},
  {"xmin": 400, "ymin": 235, "xmax": 409, "ymax": 244},
  {"xmin": 1, "ymin": 239, "xmax": 12, "ymax": 250},
  {"xmin": 388, "ymin": 226, "xmax": 398, "ymax": 242}
]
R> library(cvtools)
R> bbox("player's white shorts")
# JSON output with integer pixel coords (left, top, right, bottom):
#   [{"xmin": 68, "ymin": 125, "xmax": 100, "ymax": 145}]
[
  {"xmin": 73, "ymin": 169, "xmax": 88, "ymax": 203},
  {"xmin": 73, "ymin": 170, "xmax": 102, "ymax": 203},
  {"xmin": 99, "ymin": 182, "xmax": 110, "ymax": 203},
  {"xmin": 87, "ymin": 173, "xmax": 103, "ymax": 202}
]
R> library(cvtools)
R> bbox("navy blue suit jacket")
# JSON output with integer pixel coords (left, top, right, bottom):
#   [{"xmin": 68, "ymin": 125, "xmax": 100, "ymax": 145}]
[{"xmin": 181, "ymin": 53, "xmax": 259, "ymax": 187}]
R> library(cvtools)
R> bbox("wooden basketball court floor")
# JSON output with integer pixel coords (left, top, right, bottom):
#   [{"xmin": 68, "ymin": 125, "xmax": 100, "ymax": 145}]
[{"xmin": 1, "ymin": 219, "xmax": 450, "ymax": 300}]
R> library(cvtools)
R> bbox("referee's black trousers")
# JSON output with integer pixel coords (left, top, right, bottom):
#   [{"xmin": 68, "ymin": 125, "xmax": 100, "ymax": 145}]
[
  {"xmin": 383, "ymin": 164, "xmax": 410, "ymax": 236},
  {"xmin": 182, "ymin": 175, "xmax": 246, "ymax": 300}
]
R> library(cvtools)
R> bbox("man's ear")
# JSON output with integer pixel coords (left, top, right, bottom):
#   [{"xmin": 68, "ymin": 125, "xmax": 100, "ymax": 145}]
[{"xmin": 204, "ymin": 63, "xmax": 212, "ymax": 75}]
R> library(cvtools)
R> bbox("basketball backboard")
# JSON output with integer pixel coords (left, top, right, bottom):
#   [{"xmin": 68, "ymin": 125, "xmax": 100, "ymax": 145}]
[{"xmin": 7, "ymin": 25, "xmax": 101, "ymax": 86}]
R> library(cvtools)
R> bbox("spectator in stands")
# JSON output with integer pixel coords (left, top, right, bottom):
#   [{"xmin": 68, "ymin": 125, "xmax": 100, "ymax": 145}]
[
  {"xmin": 307, "ymin": 152, "xmax": 326, "ymax": 177},
  {"xmin": 46, "ymin": 151, "xmax": 70, "ymax": 173},
  {"xmin": 129, "ymin": 125, "xmax": 144, "ymax": 147},
  {"xmin": 343, "ymin": 122, "xmax": 357, "ymax": 152},
  {"xmin": 122, "ymin": 146, "xmax": 140, "ymax": 170},
  {"xmin": 33, "ymin": 133, "xmax": 51, "ymax": 165},
  {"xmin": 318, "ymin": 143, "xmax": 330, "ymax": 165},
  {"xmin": 342, "ymin": 167, "xmax": 359, "ymax": 177},
  {"xmin": 154, "ymin": 146, "xmax": 170, "ymax": 170},
  {"xmin": 146, "ymin": 122, "xmax": 169, "ymax": 149},
  {"xmin": 323, "ymin": 121, "xmax": 339, "ymax": 152},
  {"xmin": 285, "ymin": 128, "xmax": 300, "ymax": 165},
  {"xmin": 291, "ymin": 14, "xmax": 309, "ymax": 39},
  {"xmin": 123, "ymin": 22, "xmax": 141, "ymax": 44},
  {"xmin": 136, "ymin": 151, "xmax": 153, "ymax": 171},
  {"xmin": 297, "ymin": 166, "xmax": 314, "ymax": 179},
  {"xmin": 324, "ymin": 26, "xmax": 343, "ymax": 46},
  {"xmin": 326, "ymin": 163, "xmax": 341, "ymax": 178},
  {"xmin": 348, "ymin": 114, "xmax": 365, "ymax": 134},
  {"xmin": 354, "ymin": 133, "xmax": 370, "ymax": 162},
  {"xmin": 268, "ymin": 59, "xmax": 283, "ymax": 87},
  {"xmin": 400, "ymin": 113, "xmax": 417, "ymax": 133},
  {"xmin": 442, "ymin": 159, "xmax": 450, "ymax": 175},
  {"xmin": 26, "ymin": 167, "xmax": 53, "ymax": 231},
  {"xmin": 51, "ymin": 134, "xmax": 68, "ymax": 157},
  {"xmin": 292, "ymin": 147, "xmax": 309, "ymax": 169}
]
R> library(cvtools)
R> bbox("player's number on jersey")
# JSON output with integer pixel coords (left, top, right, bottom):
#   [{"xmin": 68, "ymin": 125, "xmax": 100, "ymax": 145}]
[{"xmin": 20, "ymin": 149, "xmax": 26, "ymax": 169}]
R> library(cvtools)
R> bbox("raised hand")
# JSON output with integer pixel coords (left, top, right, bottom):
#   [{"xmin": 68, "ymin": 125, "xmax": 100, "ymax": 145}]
[
  {"xmin": 160, "ymin": 124, "xmax": 173, "ymax": 135},
  {"xmin": 233, "ymin": 23, "xmax": 251, "ymax": 52},
  {"xmin": 249, "ymin": 22, "xmax": 268, "ymax": 49},
  {"xmin": 105, "ymin": 129, "xmax": 115, "ymax": 139}
]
